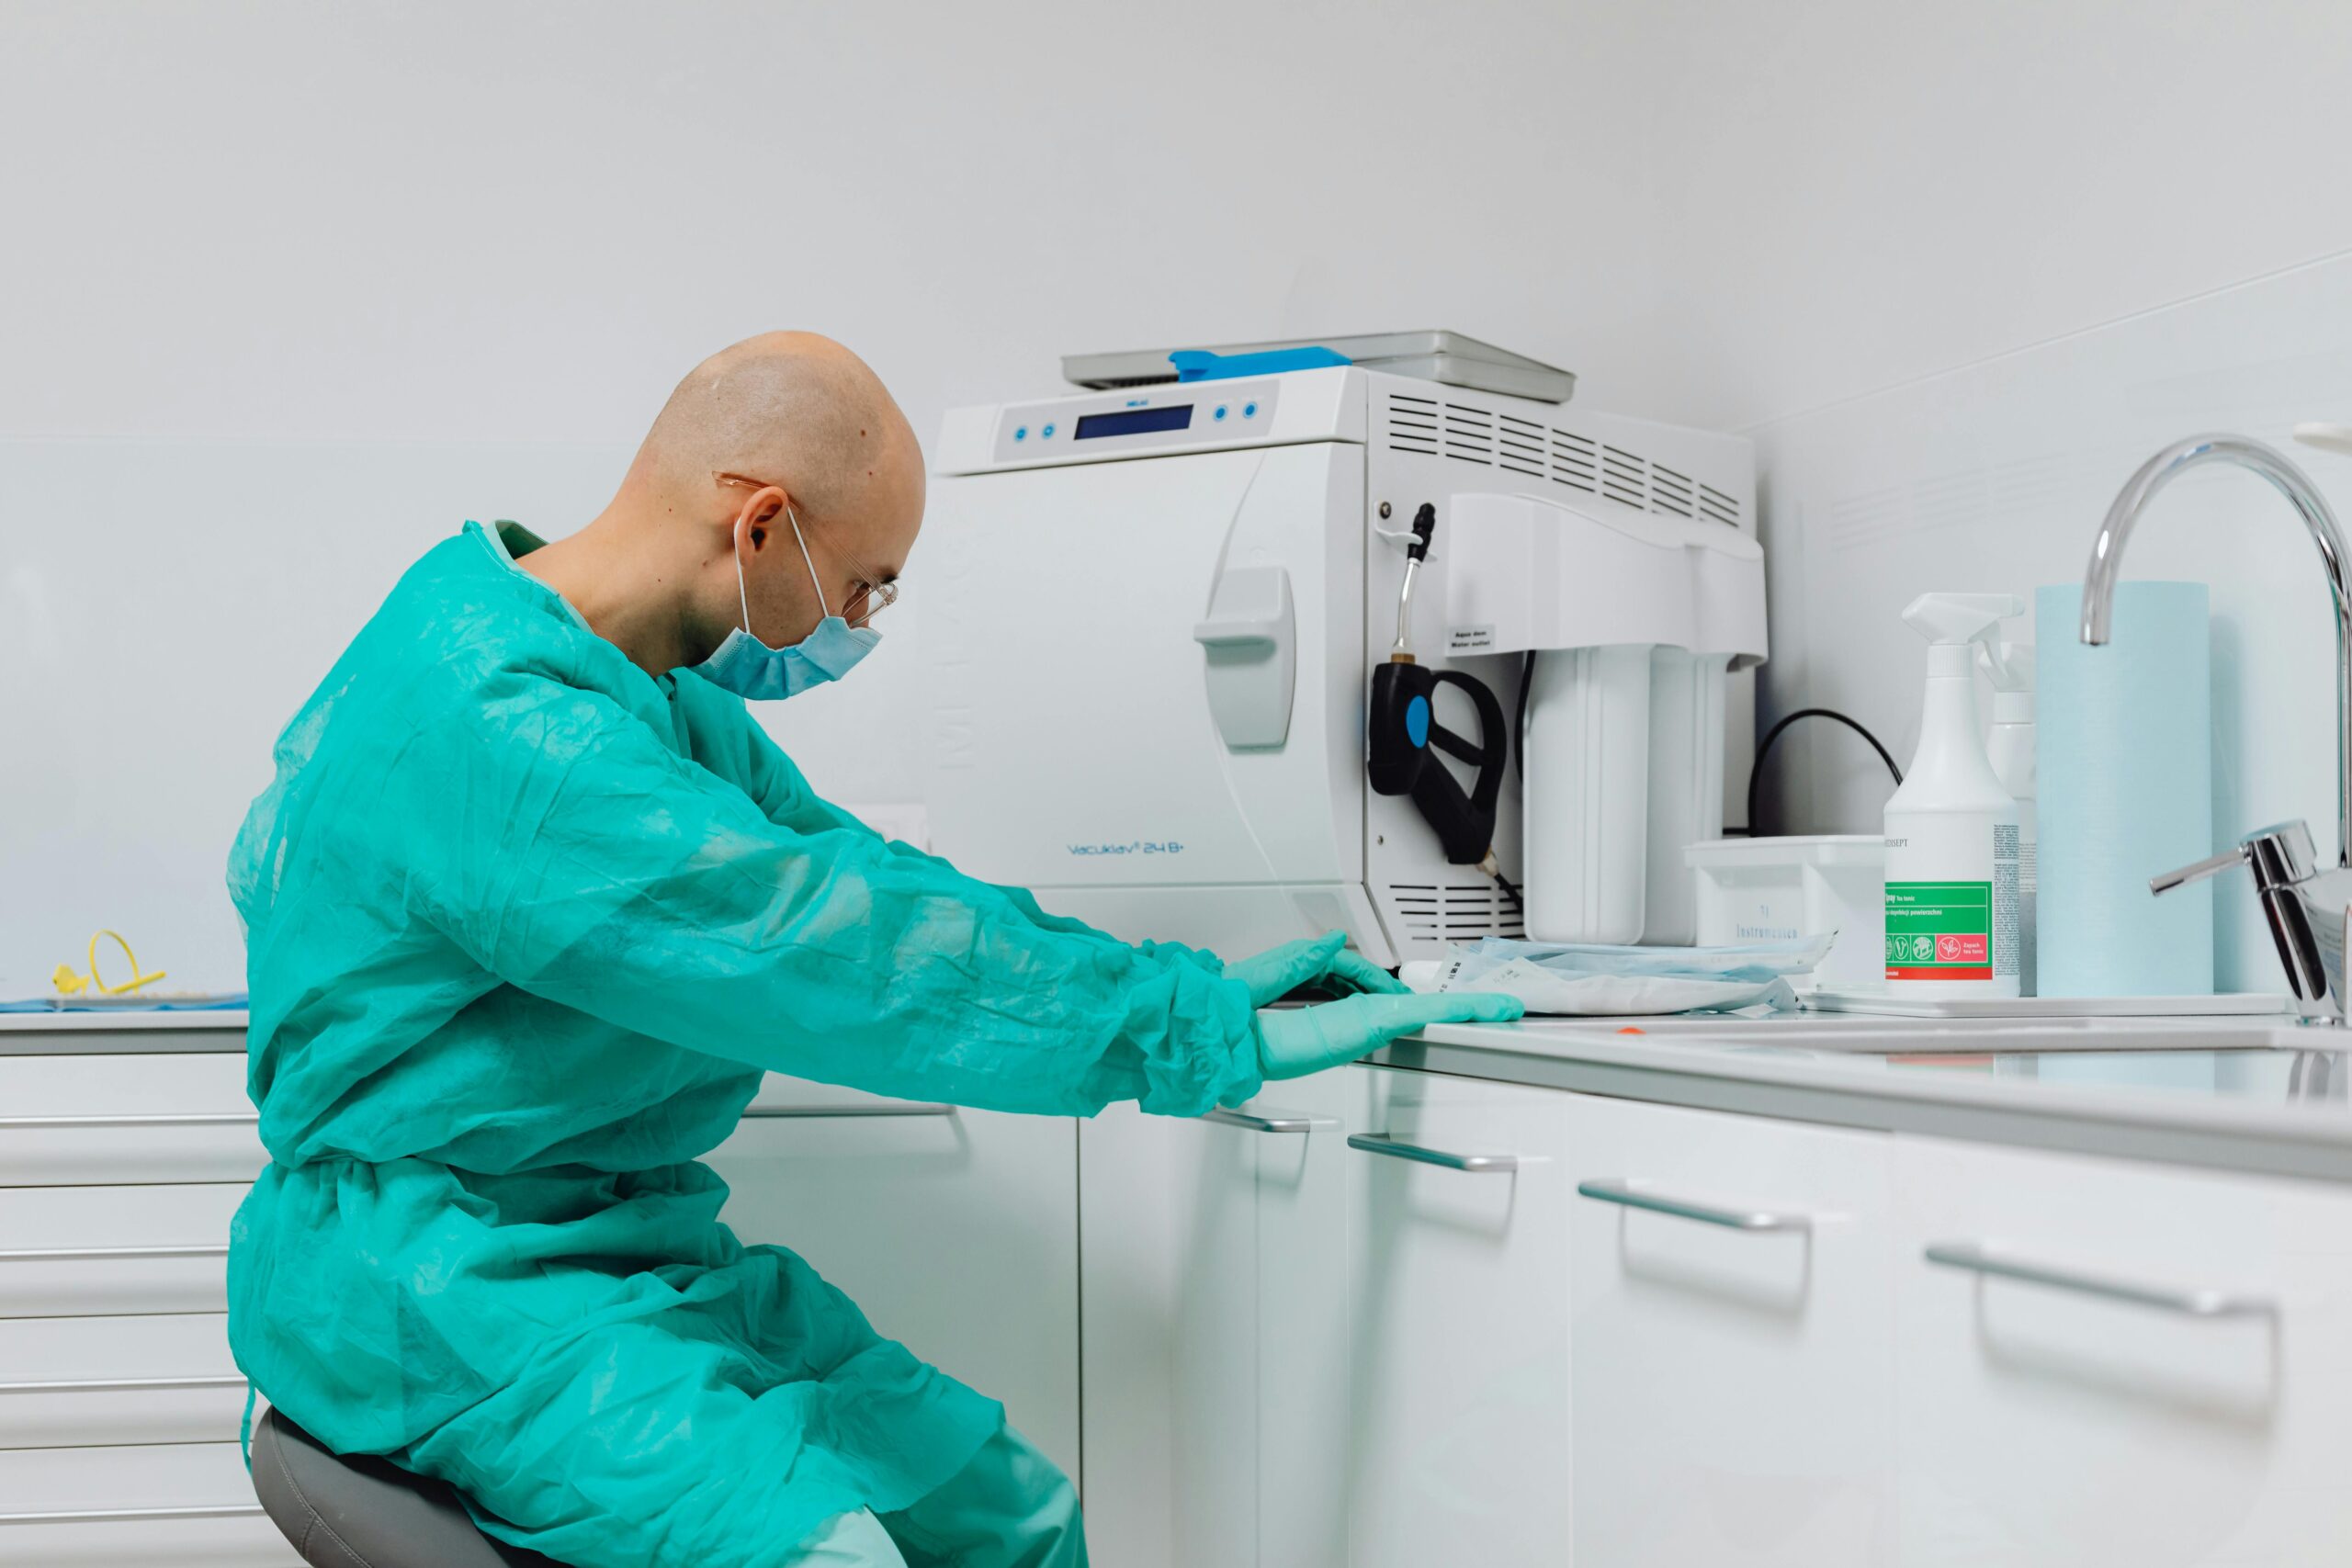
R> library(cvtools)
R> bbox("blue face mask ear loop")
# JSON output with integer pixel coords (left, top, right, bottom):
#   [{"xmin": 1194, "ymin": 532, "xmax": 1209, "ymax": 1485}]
[
  {"xmin": 734, "ymin": 501, "xmax": 828, "ymax": 649},
  {"xmin": 785, "ymin": 505, "xmax": 831, "ymax": 620},
  {"xmin": 241, "ymin": 1383, "xmax": 257, "ymax": 1472}
]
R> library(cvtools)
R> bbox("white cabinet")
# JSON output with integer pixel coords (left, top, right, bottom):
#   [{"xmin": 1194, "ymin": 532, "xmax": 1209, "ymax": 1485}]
[
  {"xmin": 704, "ymin": 1074, "xmax": 1082, "ymax": 1480},
  {"xmin": 1344, "ymin": 1065, "xmax": 1577, "ymax": 1568},
  {"xmin": 1567, "ymin": 1095, "xmax": 1896, "ymax": 1568},
  {"xmin": 0, "ymin": 1313, "xmax": 244, "ymax": 1449},
  {"xmin": 1253, "ymin": 1073, "xmax": 1354, "ymax": 1568},
  {"xmin": 0, "ymin": 1054, "xmax": 263, "ymax": 1186},
  {"xmin": 0, "ymin": 1181, "xmax": 246, "ymax": 1319},
  {"xmin": 1075, "ymin": 1078, "xmax": 1354, "ymax": 1568},
  {"xmin": 0, "ymin": 1440, "xmax": 293, "ymax": 1566},
  {"xmin": 1893, "ymin": 1136, "xmax": 2352, "ymax": 1567}
]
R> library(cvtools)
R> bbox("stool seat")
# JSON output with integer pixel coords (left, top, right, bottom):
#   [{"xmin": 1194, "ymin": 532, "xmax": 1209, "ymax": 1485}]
[{"xmin": 250, "ymin": 1406, "xmax": 565, "ymax": 1568}]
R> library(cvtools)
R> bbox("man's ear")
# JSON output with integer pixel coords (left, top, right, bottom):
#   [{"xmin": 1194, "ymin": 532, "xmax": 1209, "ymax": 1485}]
[{"xmin": 736, "ymin": 485, "xmax": 790, "ymax": 550}]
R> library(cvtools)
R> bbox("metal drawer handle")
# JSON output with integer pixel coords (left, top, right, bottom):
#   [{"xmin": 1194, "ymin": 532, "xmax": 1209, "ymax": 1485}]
[
  {"xmin": 0, "ymin": 1503, "xmax": 266, "ymax": 1526},
  {"xmin": 1924, "ymin": 1241, "xmax": 2279, "ymax": 1319},
  {"xmin": 0, "ymin": 1112, "xmax": 258, "ymax": 1131},
  {"xmin": 1347, "ymin": 1133, "xmax": 1517, "ymax": 1174},
  {"xmin": 0, "ymin": 1244, "xmax": 230, "ymax": 1264},
  {"xmin": 1577, "ymin": 1178, "xmax": 1814, "ymax": 1234},
  {"xmin": 740, "ymin": 1102, "xmax": 956, "ymax": 1120},
  {"xmin": 0, "ymin": 1374, "xmax": 246, "ymax": 1395},
  {"xmin": 1204, "ymin": 1106, "xmax": 1330, "ymax": 1134}
]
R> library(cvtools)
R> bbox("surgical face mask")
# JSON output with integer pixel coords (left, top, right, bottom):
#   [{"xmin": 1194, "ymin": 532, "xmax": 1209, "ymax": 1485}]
[{"xmin": 693, "ymin": 505, "xmax": 881, "ymax": 701}]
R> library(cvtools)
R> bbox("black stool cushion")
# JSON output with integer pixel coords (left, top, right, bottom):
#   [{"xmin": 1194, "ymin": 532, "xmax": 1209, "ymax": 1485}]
[{"xmin": 250, "ymin": 1406, "xmax": 567, "ymax": 1568}]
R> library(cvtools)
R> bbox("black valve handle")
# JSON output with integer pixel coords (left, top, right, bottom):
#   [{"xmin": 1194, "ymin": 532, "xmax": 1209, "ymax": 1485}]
[{"xmin": 1368, "ymin": 660, "xmax": 1507, "ymax": 865}]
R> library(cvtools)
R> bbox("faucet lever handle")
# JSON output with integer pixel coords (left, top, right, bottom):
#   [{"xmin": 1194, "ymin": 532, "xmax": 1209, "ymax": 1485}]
[
  {"xmin": 2152, "ymin": 819, "xmax": 2318, "ymax": 897},
  {"xmin": 2151, "ymin": 845, "xmax": 2249, "ymax": 897}
]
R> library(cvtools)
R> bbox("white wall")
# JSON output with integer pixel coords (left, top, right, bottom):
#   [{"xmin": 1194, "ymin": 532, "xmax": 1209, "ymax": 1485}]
[
  {"xmin": 0, "ymin": 0, "xmax": 1694, "ymax": 995},
  {"xmin": 1649, "ymin": 0, "xmax": 2352, "ymax": 431},
  {"xmin": 1689, "ymin": 1, "xmax": 2352, "ymax": 989},
  {"xmin": 14, "ymin": 0, "xmax": 2352, "ymax": 997}
]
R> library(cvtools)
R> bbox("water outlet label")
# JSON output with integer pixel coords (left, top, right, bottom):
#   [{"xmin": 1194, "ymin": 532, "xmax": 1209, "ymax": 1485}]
[{"xmin": 1885, "ymin": 881, "xmax": 1994, "ymax": 980}]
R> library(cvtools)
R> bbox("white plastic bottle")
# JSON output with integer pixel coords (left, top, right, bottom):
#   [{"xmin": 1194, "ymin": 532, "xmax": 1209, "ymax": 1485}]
[
  {"xmin": 1883, "ymin": 594, "xmax": 2022, "ymax": 998},
  {"xmin": 1980, "ymin": 635, "xmax": 2036, "ymax": 996}
]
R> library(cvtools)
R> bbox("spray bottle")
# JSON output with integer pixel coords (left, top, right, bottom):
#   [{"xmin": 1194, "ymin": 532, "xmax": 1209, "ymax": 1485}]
[
  {"xmin": 1884, "ymin": 594, "xmax": 2022, "ymax": 997},
  {"xmin": 1979, "ymin": 634, "xmax": 2036, "ymax": 996}
]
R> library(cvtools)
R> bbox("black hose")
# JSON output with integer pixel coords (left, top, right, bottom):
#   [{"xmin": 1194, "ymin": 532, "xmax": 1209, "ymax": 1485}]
[{"xmin": 1744, "ymin": 706, "xmax": 1903, "ymax": 837}]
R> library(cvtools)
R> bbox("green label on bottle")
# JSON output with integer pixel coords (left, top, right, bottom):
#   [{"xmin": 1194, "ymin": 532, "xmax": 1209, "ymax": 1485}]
[{"xmin": 1885, "ymin": 881, "xmax": 1993, "ymax": 980}]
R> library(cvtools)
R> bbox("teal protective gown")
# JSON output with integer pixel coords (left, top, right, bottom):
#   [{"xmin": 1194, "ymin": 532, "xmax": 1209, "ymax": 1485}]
[{"xmin": 226, "ymin": 522, "xmax": 1264, "ymax": 1568}]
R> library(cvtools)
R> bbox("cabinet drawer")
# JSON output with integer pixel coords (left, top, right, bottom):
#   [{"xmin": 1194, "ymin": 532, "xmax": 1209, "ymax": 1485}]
[
  {"xmin": 1344, "ymin": 1066, "xmax": 1576, "ymax": 1568},
  {"xmin": 1569, "ymin": 1096, "xmax": 1895, "ymax": 1567},
  {"xmin": 0, "ymin": 1183, "xmax": 244, "ymax": 1318},
  {"xmin": 0, "ymin": 1440, "xmax": 292, "ymax": 1566},
  {"xmin": 0, "ymin": 1055, "xmax": 261, "ymax": 1187},
  {"xmin": 1895, "ymin": 1136, "xmax": 2352, "ymax": 1566},
  {"xmin": 0, "ymin": 1313, "xmax": 243, "ymax": 1449}
]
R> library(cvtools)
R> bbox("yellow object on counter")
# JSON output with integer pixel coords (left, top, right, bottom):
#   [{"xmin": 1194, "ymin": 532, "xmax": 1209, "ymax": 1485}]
[{"xmin": 51, "ymin": 930, "xmax": 167, "ymax": 997}]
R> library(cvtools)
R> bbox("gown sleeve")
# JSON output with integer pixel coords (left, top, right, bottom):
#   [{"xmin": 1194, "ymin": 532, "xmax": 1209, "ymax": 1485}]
[{"xmin": 398, "ymin": 663, "xmax": 1264, "ymax": 1118}]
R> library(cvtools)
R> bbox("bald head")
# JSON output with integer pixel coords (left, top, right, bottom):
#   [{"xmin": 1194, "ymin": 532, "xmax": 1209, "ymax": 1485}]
[{"xmin": 639, "ymin": 331, "xmax": 923, "ymax": 536}]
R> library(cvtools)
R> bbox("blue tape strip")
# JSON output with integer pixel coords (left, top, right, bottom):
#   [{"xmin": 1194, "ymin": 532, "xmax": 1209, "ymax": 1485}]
[{"xmin": 1170, "ymin": 346, "xmax": 1351, "ymax": 382}]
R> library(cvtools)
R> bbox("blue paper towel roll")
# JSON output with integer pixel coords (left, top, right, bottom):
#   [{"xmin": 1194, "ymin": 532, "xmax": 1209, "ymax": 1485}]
[{"xmin": 2035, "ymin": 581, "xmax": 2212, "ymax": 996}]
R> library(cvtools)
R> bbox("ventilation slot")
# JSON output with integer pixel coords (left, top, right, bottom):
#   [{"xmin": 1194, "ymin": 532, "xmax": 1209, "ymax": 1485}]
[
  {"xmin": 1650, "ymin": 463, "xmax": 1694, "ymax": 519},
  {"xmin": 1388, "ymin": 883, "xmax": 1526, "ymax": 942},
  {"xmin": 1601, "ymin": 445, "xmax": 1646, "ymax": 510},
  {"xmin": 1496, "ymin": 414, "xmax": 1545, "ymax": 479},
  {"xmin": 1442, "ymin": 404, "xmax": 1494, "ymax": 465},
  {"xmin": 1699, "ymin": 483, "xmax": 1740, "ymax": 527},
  {"xmin": 1549, "ymin": 428, "xmax": 1598, "ymax": 493},
  {"xmin": 1385, "ymin": 393, "xmax": 1438, "ymax": 457}
]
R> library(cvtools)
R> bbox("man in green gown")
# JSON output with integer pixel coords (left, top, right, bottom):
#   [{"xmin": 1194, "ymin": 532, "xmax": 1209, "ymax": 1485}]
[{"xmin": 227, "ymin": 332, "xmax": 1519, "ymax": 1567}]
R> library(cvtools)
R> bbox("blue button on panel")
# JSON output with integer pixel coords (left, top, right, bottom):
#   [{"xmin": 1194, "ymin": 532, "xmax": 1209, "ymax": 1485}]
[
  {"xmin": 1243, "ymin": 400, "xmax": 1259, "ymax": 418},
  {"xmin": 1014, "ymin": 425, "xmax": 1028, "ymax": 442},
  {"xmin": 1043, "ymin": 423, "xmax": 1057, "ymax": 438},
  {"xmin": 1213, "ymin": 404, "xmax": 1229, "ymax": 422},
  {"xmin": 1406, "ymin": 694, "xmax": 1430, "ymax": 749}
]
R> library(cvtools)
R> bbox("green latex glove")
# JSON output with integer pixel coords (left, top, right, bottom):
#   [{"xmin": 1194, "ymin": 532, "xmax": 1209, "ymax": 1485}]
[
  {"xmin": 1256, "ymin": 991, "xmax": 1526, "ymax": 1080},
  {"xmin": 1226, "ymin": 931, "xmax": 1408, "ymax": 1009}
]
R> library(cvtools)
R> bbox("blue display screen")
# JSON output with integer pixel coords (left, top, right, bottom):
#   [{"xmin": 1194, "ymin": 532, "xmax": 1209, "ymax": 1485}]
[{"xmin": 1074, "ymin": 404, "xmax": 1193, "ymax": 440}]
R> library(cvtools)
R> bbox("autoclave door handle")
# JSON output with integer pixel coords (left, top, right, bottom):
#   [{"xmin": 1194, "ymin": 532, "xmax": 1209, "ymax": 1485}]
[{"xmin": 1193, "ymin": 564, "xmax": 1296, "ymax": 749}]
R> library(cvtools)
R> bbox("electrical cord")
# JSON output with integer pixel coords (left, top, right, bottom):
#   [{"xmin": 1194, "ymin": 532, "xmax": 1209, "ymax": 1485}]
[{"xmin": 1743, "ymin": 706, "xmax": 1903, "ymax": 837}]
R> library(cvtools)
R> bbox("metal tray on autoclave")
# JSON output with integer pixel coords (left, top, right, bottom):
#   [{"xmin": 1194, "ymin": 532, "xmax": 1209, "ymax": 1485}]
[{"xmin": 1062, "ymin": 330, "xmax": 1577, "ymax": 404}]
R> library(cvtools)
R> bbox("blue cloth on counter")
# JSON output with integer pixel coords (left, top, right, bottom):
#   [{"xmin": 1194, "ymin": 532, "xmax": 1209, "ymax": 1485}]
[{"xmin": 0, "ymin": 992, "xmax": 249, "ymax": 1012}]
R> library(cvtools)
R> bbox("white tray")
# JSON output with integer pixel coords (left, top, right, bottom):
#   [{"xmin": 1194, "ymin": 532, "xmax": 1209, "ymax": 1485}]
[{"xmin": 1801, "ymin": 987, "xmax": 2292, "ymax": 1020}]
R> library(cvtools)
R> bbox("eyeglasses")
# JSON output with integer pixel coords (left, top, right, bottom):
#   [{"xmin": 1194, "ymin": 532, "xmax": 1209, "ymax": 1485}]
[{"xmin": 715, "ymin": 472, "xmax": 901, "ymax": 627}]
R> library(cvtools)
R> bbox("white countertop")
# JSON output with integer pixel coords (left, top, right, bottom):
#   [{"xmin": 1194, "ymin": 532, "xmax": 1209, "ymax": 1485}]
[{"xmin": 8, "ymin": 1008, "xmax": 2348, "ymax": 1183}]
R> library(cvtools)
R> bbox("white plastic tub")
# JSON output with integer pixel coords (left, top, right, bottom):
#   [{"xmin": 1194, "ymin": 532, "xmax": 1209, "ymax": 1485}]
[{"xmin": 1686, "ymin": 835, "xmax": 1884, "ymax": 988}]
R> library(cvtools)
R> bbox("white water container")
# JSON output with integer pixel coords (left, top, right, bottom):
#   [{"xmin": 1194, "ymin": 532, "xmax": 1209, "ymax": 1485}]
[
  {"xmin": 1522, "ymin": 645, "xmax": 1652, "ymax": 942},
  {"xmin": 1643, "ymin": 648, "xmax": 1733, "ymax": 944}
]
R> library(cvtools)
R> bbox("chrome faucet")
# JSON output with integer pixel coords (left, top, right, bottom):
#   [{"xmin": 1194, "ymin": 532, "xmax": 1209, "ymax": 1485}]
[{"xmin": 2081, "ymin": 433, "xmax": 2352, "ymax": 1021}]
